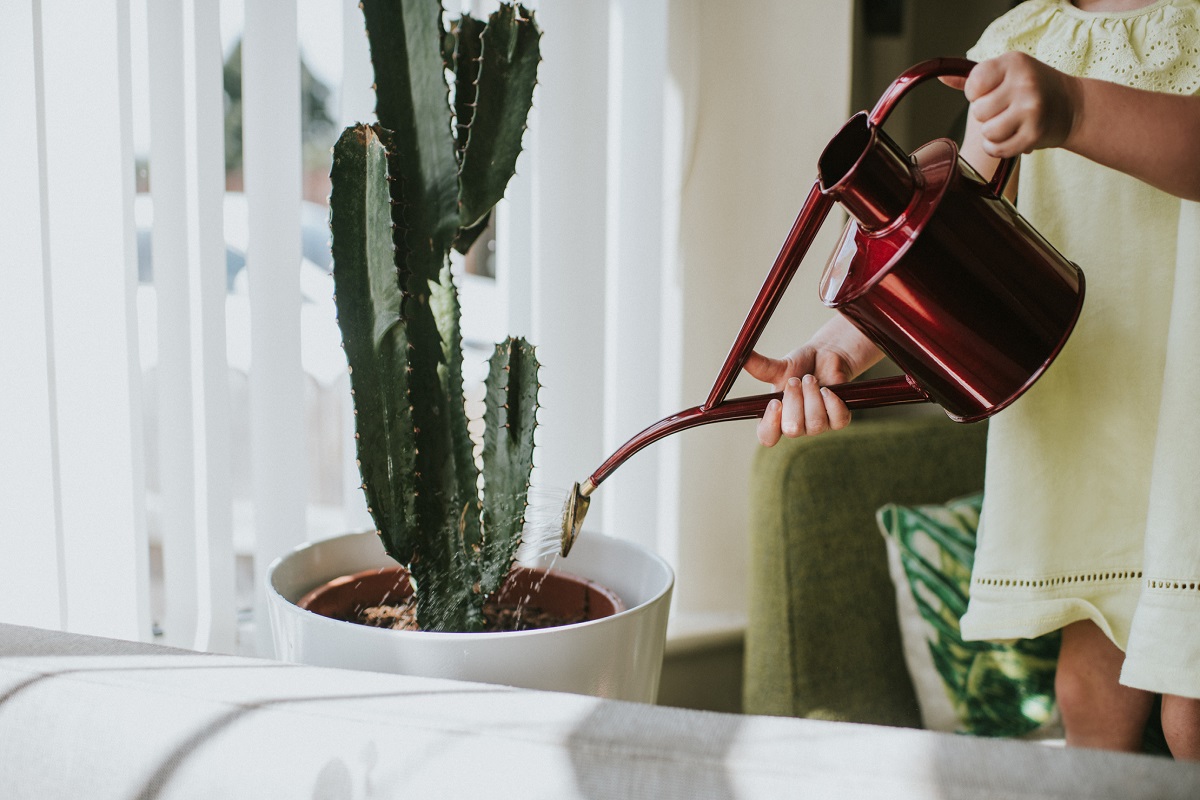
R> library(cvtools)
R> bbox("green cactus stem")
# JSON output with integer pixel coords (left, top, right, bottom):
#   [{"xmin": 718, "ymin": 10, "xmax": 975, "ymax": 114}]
[
  {"xmin": 361, "ymin": 0, "xmax": 459, "ymax": 286},
  {"xmin": 455, "ymin": 4, "xmax": 541, "ymax": 234},
  {"xmin": 479, "ymin": 337, "xmax": 540, "ymax": 593},
  {"xmin": 329, "ymin": 125, "xmax": 419, "ymax": 562},
  {"xmin": 329, "ymin": 0, "xmax": 543, "ymax": 632},
  {"xmin": 430, "ymin": 262, "xmax": 482, "ymax": 550}
]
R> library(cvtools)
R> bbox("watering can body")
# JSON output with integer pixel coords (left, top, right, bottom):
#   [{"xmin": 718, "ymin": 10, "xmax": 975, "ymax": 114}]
[{"xmin": 817, "ymin": 112, "xmax": 1084, "ymax": 421}]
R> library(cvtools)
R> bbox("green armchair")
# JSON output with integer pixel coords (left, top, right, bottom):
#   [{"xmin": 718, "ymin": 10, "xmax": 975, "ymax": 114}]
[{"xmin": 743, "ymin": 413, "xmax": 988, "ymax": 727}]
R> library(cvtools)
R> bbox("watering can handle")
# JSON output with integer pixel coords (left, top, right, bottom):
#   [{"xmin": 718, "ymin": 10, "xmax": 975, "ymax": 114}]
[
  {"xmin": 868, "ymin": 57, "xmax": 1017, "ymax": 198},
  {"xmin": 702, "ymin": 182, "xmax": 835, "ymax": 411}
]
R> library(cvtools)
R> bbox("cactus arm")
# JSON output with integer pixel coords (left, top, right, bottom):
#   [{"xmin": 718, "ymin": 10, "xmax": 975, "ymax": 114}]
[
  {"xmin": 430, "ymin": 263, "xmax": 483, "ymax": 549},
  {"xmin": 450, "ymin": 14, "xmax": 486, "ymax": 156},
  {"xmin": 479, "ymin": 337, "xmax": 540, "ymax": 594},
  {"xmin": 329, "ymin": 125, "xmax": 420, "ymax": 561},
  {"xmin": 400, "ymin": 270, "xmax": 461, "ymax": 540},
  {"xmin": 377, "ymin": 264, "xmax": 477, "ymax": 632},
  {"xmin": 411, "ymin": 262, "xmax": 485, "ymax": 634},
  {"xmin": 361, "ymin": 0, "xmax": 459, "ymax": 284},
  {"xmin": 448, "ymin": 13, "xmax": 489, "ymax": 255},
  {"xmin": 456, "ymin": 4, "xmax": 541, "ymax": 232}
]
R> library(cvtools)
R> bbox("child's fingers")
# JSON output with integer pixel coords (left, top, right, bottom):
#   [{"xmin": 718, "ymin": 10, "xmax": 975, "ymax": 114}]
[
  {"xmin": 822, "ymin": 387, "xmax": 852, "ymax": 430},
  {"xmin": 780, "ymin": 376, "xmax": 805, "ymax": 438},
  {"xmin": 766, "ymin": 374, "xmax": 847, "ymax": 440},
  {"xmin": 743, "ymin": 350, "xmax": 783, "ymax": 386},
  {"xmin": 980, "ymin": 136, "xmax": 1012, "ymax": 159},
  {"xmin": 964, "ymin": 57, "xmax": 1006, "ymax": 103},
  {"xmin": 981, "ymin": 118, "xmax": 1037, "ymax": 159},
  {"xmin": 968, "ymin": 88, "xmax": 1008, "ymax": 125},
  {"xmin": 981, "ymin": 110, "xmax": 1024, "ymax": 150},
  {"xmin": 939, "ymin": 75, "xmax": 968, "ymax": 91},
  {"xmin": 800, "ymin": 374, "xmax": 830, "ymax": 435},
  {"xmin": 742, "ymin": 350, "xmax": 769, "ymax": 379},
  {"xmin": 757, "ymin": 398, "xmax": 783, "ymax": 447}
]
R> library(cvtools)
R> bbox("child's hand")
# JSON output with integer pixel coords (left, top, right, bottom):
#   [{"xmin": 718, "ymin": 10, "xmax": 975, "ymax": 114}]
[
  {"xmin": 743, "ymin": 346, "xmax": 855, "ymax": 447},
  {"xmin": 947, "ymin": 52, "xmax": 1080, "ymax": 159},
  {"xmin": 744, "ymin": 305, "xmax": 882, "ymax": 447}
]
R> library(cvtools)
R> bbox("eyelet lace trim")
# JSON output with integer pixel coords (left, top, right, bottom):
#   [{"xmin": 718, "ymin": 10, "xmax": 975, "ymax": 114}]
[
  {"xmin": 974, "ymin": 569, "xmax": 1142, "ymax": 589},
  {"xmin": 1146, "ymin": 577, "xmax": 1200, "ymax": 592},
  {"xmin": 968, "ymin": 0, "xmax": 1200, "ymax": 95}
]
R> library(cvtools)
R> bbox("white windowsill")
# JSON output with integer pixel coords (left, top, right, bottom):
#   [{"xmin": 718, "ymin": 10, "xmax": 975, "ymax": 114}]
[{"xmin": 665, "ymin": 610, "xmax": 747, "ymax": 657}]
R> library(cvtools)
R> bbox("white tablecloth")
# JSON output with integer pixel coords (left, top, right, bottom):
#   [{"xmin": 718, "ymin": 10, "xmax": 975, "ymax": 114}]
[{"xmin": 1, "ymin": 623, "xmax": 1196, "ymax": 799}]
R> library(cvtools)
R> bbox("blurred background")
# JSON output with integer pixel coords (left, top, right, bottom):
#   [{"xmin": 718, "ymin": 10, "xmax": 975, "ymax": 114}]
[{"xmin": 1, "ymin": 0, "xmax": 1009, "ymax": 677}]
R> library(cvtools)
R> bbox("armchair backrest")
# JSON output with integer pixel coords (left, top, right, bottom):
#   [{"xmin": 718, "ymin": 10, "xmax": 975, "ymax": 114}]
[{"xmin": 744, "ymin": 413, "xmax": 988, "ymax": 726}]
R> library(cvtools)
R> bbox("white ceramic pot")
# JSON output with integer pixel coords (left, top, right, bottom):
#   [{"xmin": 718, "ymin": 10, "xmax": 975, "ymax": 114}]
[{"xmin": 266, "ymin": 530, "xmax": 674, "ymax": 703}]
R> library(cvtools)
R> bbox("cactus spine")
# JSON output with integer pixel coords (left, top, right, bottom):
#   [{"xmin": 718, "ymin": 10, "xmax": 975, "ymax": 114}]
[{"xmin": 330, "ymin": 0, "xmax": 541, "ymax": 632}]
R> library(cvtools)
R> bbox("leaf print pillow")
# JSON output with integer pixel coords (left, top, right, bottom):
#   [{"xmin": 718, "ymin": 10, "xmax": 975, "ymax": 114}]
[{"xmin": 876, "ymin": 493, "xmax": 1062, "ymax": 739}]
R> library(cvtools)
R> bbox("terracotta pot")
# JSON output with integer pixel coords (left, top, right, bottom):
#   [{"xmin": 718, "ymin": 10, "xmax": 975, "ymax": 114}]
[
  {"xmin": 296, "ymin": 564, "xmax": 626, "ymax": 628},
  {"xmin": 266, "ymin": 531, "xmax": 674, "ymax": 702}
]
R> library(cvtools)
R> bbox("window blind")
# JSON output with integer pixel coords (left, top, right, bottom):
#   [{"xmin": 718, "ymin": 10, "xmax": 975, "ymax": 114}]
[{"xmin": 1, "ymin": 0, "xmax": 853, "ymax": 651}]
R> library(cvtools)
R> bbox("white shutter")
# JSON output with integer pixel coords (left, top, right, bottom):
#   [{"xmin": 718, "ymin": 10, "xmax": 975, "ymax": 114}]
[
  {"xmin": 0, "ymin": 0, "xmax": 66, "ymax": 632},
  {"xmin": 24, "ymin": 0, "xmax": 150, "ymax": 640},
  {"xmin": 146, "ymin": 0, "xmax": 237, "ymax": 652},
  {"xmin": 243, "ymin": 0, "xmax": 306, "ymax": 657}
]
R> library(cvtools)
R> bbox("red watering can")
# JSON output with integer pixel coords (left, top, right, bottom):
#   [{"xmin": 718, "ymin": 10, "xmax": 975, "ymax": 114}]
[{"xmin": 559, "ymin": 58, "xmax": 1085, "ymax": 555}]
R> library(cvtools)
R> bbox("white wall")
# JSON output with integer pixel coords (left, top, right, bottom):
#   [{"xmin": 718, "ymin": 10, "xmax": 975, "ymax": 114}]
[{"xmin": 662, "ymin": 1, "xmax": 855, "ymax": 615}]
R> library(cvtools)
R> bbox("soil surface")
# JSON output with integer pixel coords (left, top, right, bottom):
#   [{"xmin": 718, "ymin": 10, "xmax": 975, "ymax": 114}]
[{"xmin": 355, "ymin": 596, "xmax": 586, "ymax": 632}]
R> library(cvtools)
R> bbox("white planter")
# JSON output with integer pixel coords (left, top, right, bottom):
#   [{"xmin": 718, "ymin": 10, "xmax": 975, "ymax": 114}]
[{"xmin": 266, "ymin": 530, "xmax": 674, "ymax": 703}]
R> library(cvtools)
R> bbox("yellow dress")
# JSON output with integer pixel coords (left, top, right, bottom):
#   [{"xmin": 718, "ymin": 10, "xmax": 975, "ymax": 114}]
[{"xmin": 960, "ymin": 0, "xmax": 1200, "ymax": 699}]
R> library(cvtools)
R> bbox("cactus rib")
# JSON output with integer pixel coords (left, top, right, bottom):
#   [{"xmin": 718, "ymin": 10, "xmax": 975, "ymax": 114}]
[{"xmin": 457, "ymin": 4, "xmax": 541, "ymax": 232}]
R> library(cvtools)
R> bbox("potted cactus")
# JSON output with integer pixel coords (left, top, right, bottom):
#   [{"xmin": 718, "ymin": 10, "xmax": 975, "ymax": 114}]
[{"xmin": 265, "ymin": 0, "xmax": 673, "ymax": 702}]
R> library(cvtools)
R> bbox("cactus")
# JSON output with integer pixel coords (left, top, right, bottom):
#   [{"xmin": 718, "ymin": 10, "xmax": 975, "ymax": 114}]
[{"xmin": 329, "ymin": 0, "xmax": 541, "ymax": 632}]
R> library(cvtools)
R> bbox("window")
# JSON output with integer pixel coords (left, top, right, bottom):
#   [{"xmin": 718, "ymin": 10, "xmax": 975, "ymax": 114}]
[{"xmin": 3, "ymin": 0, "xmax": 858, "ymax": 653}]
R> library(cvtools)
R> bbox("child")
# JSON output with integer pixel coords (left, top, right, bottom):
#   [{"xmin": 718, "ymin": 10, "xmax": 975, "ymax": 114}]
[{"xmin": 747, "ymin": 0, "xmax": 1200, "ymax": 759}]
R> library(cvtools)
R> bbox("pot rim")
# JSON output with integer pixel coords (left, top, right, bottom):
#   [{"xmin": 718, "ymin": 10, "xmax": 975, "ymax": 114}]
[{"xmin": 266, "ymin": 530, "xmax": 675, "ymax": 641}]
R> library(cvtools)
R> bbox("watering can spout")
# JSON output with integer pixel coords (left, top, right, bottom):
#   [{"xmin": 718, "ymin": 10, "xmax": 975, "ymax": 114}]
[
  {"xmin": 561, "ymin": 480, "xmax": 594, "ymax": 557},
  {"xmin": 559, "ymin": 374, "xmax": 931, "ymax": 554},
  {"xmin": 576, "ymin": 376, "xmax": 929, "ymax": 500}
]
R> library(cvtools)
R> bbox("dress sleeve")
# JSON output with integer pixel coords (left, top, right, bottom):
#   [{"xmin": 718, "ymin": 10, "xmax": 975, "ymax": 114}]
[
  {"xmin": 966, "ymin": 0, "xmax": 1057, "ymax": 63},
  {"xmin": 967, "ymin": 0, "xmax": 1200, "ymax": 95}
]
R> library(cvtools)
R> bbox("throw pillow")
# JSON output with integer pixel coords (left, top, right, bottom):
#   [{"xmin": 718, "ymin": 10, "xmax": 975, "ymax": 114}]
[{"xmin": 877, "ymin": 493, "xmax": 1062, "ymax": 739}]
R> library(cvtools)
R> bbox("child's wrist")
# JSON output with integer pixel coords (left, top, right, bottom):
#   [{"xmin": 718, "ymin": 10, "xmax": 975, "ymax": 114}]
[{"xmin": 1059, "ymin": 74, "xmax": 1088, "ymax": 152}]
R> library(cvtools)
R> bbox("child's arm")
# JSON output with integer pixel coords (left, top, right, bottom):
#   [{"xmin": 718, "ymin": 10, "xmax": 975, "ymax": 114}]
[
  {"xmin": 742, "ymin": 314, "xmax": 883, "ymax": 446},
  {"xmin": 960, "ymin": 111, "xmax": 1020, "ymax": 203},
  {"xmin": 961, "ymin": 51, "xmax": 1200, "ymax": 201}
]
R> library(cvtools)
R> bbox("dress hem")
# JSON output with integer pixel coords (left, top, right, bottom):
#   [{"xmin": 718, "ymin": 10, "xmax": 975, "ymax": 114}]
[
  {"xmin": 1121, "ymin": 661, "xmax": 1200, "ymax": 700},
  {"xmin": 961, "ymin": 602, "xmax": 1121, "ymax": 649}
]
